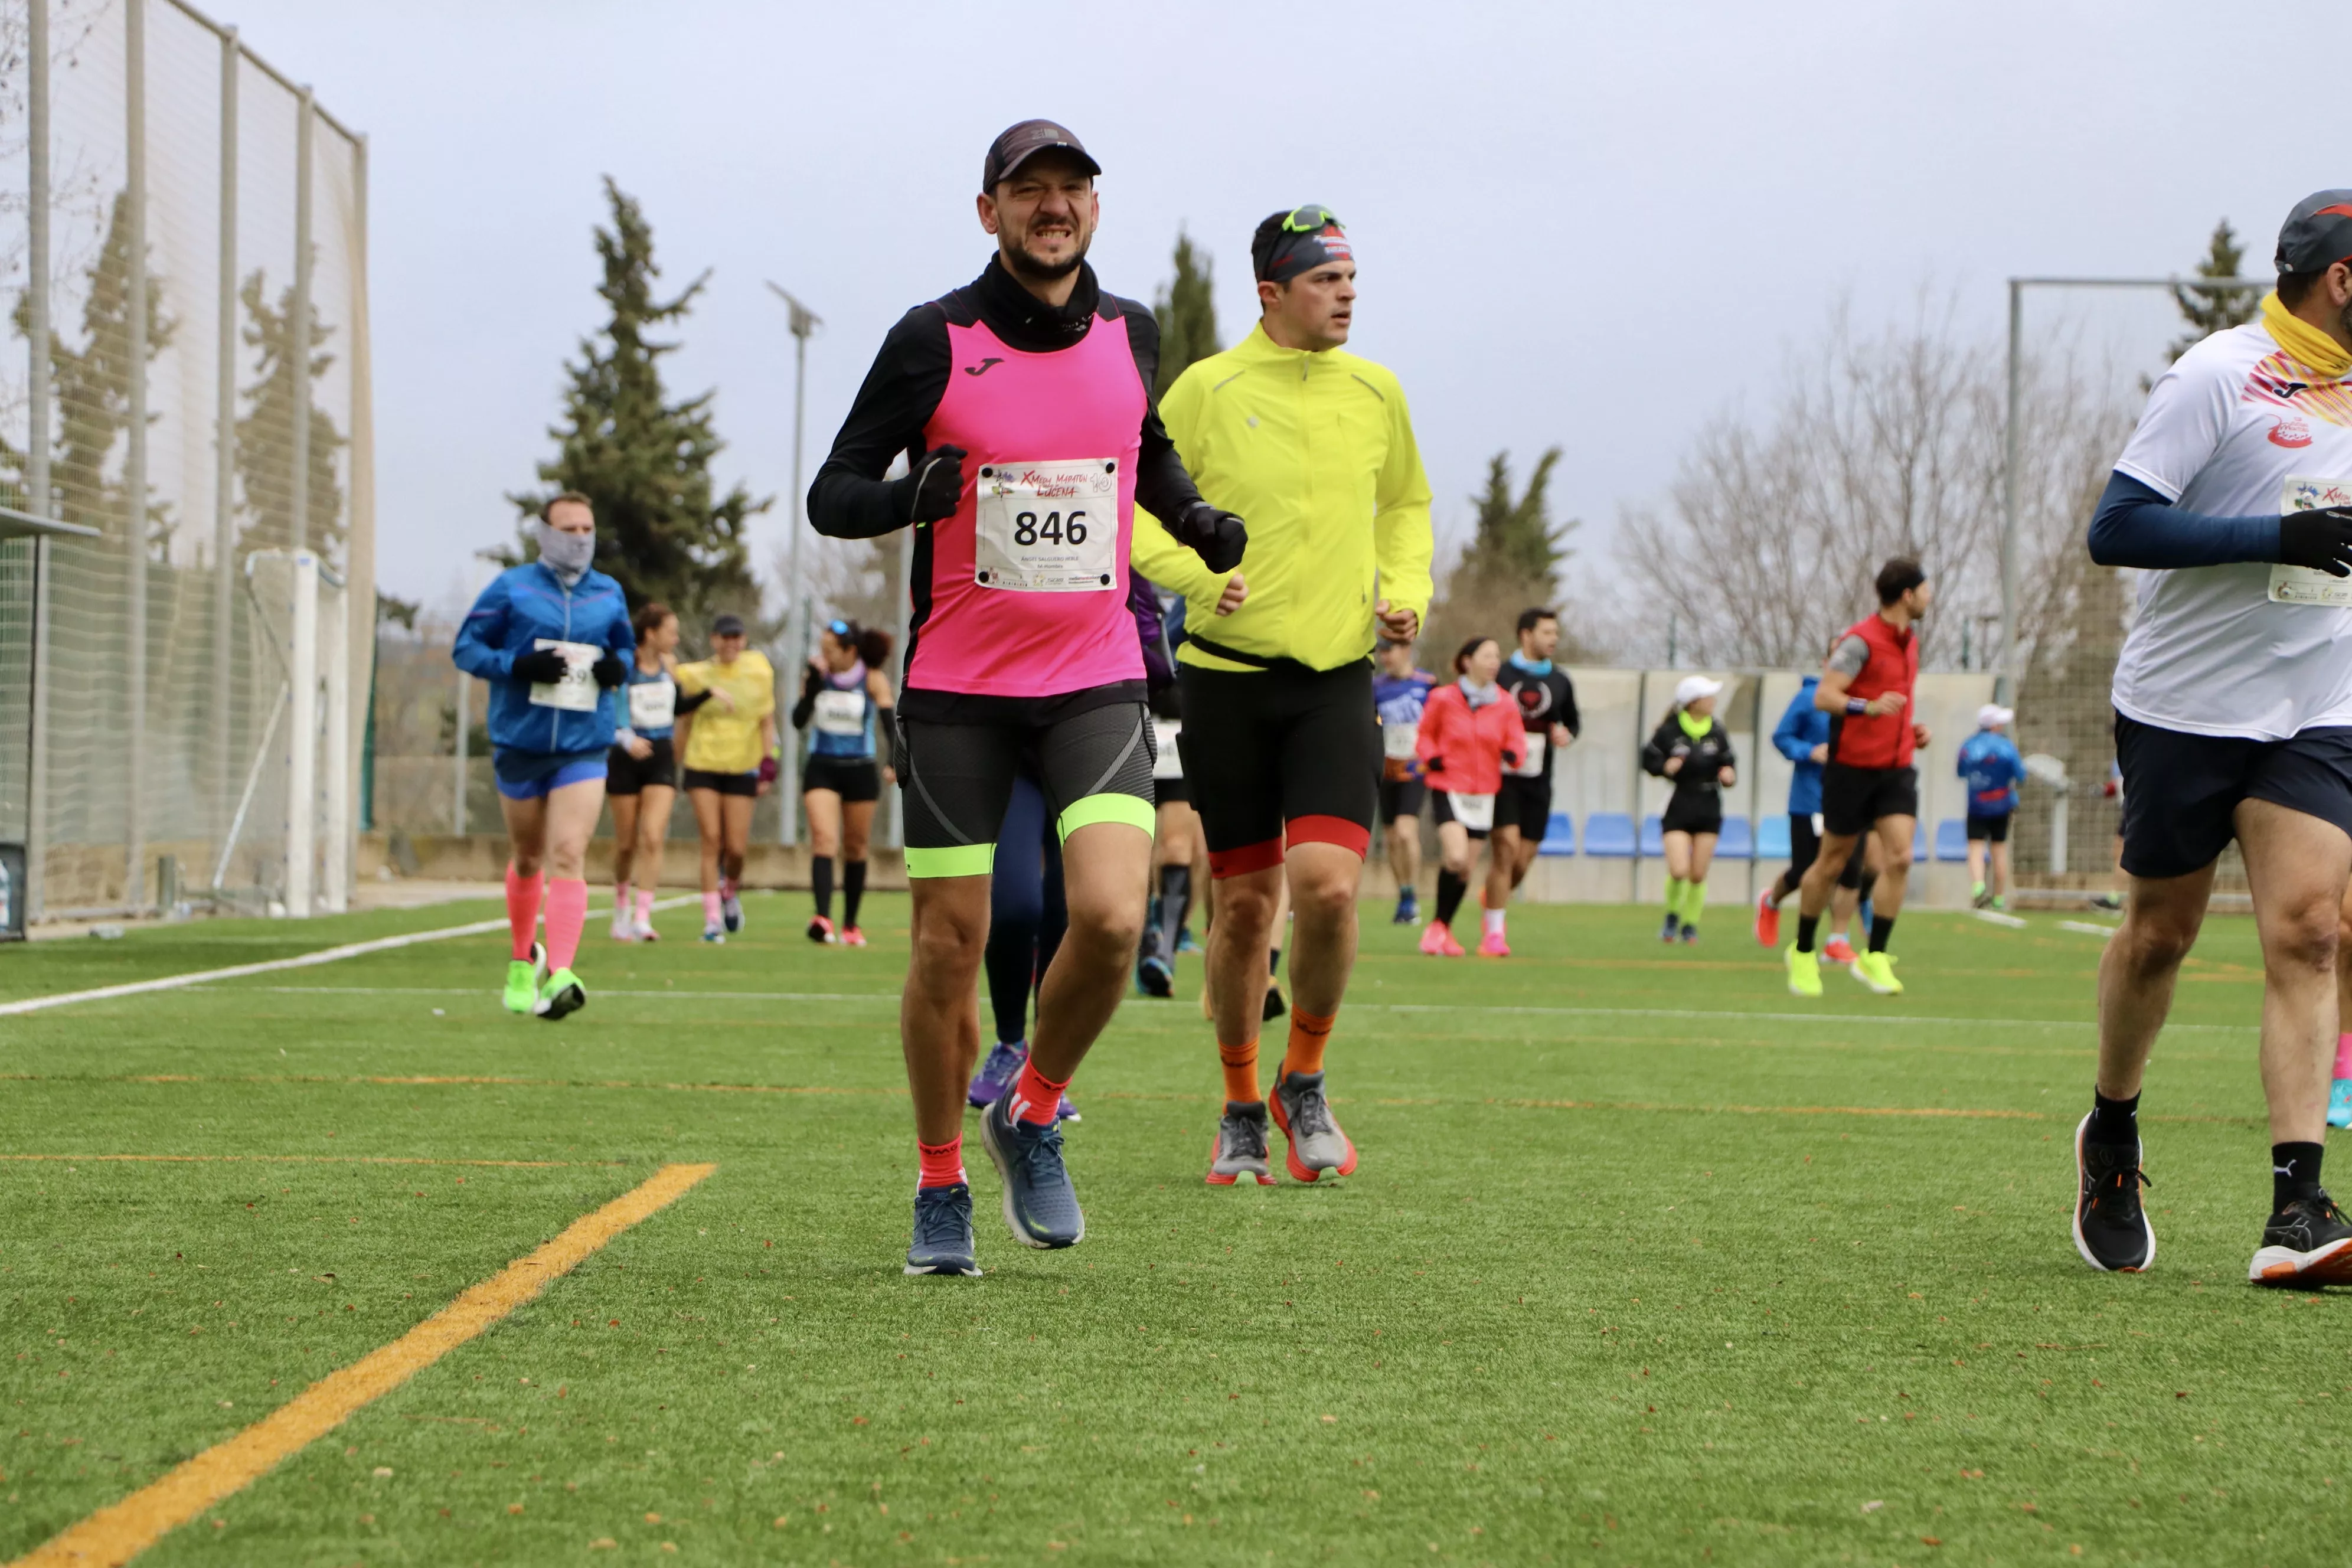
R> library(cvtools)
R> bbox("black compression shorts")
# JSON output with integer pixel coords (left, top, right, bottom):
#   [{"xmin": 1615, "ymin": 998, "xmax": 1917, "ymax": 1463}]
[
  {"xmin": 1498, "ymin": 774, "xmax": 1551, "ymax": 838},
  {"xmin": 682, "ymin": 767, "xmax": 759, "ymax": 798},
  {"xmin": 803, "ymin": 754, "xmax": 881, "ymax": 804},
  {"xmin": 1177, "ymin": 661, "xmax": 1379, "ymax": 878},
  {"xmin": 1378, "ymin": 778, "xmax": 1426, "ymax": 825},
  {"xmin": 1965, "ymin": 813, "xmax": 2010, "ymax": 843},
  {"xmin": 606, "ymin": 736, "xmax": 677, "ymax": 796},
  {"xmin": 897, "ymin": 694, "xmax": 1157, "ymax": 878},
  {"xmin": 1786, "ymin": 813, "xmax": 1866, "ymax": 889},
  {"xmin": 1821, "ymin": 763, "xmax": 1919, "ymax": 837}
]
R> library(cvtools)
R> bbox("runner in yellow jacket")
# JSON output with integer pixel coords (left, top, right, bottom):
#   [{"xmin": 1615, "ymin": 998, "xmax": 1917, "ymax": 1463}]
[{"xmin": 1133, "ymin": 204, "xmax": 1433, "ymax": 1187}]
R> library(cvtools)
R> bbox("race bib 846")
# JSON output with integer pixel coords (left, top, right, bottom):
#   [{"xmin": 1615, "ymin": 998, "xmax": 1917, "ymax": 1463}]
[{"xmin": 972, "ymin": 458, "xmax": 1118, "ymax": 593}]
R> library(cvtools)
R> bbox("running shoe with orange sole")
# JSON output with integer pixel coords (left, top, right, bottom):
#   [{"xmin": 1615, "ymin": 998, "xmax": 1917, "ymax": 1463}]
[
  {"xmin": 1206, "ymin": 1100, "xmax": 1275, "ymax": 1186},
  {"xmin": 840, "ymin": 925, "xmax": 868, "ymax": 948},
  {"xmin": 2250, "ymin": 1192, "xmax": 2352, "ymax": 1286},
  {"xmin": 1268, "ymin": 1068, "xmax": 1357, "ymax": 1182},
  {"xmin": 1822, "ymin": 933, "xmax": 1858, "ymax": 965}
]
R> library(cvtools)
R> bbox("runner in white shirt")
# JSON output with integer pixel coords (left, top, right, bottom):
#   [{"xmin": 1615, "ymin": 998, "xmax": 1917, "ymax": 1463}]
[{"xmin": 2071, "ymin": 190, "xmax": 2352, "ymax": 1286}]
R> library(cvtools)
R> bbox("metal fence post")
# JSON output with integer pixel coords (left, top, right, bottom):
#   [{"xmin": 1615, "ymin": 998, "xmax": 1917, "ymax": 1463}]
[
  {"xmin": 286, "ymin": 553, "xmax": 317, "ymax": 916},
  {"xmin": 213, "ymin": 25, "xmax": 240, "ymax": 837},
  {"xmin": 289, "ymin": 86, "xmax": 313, "ymax": 556},
  {"xmin": 124, "ymin": 0, "xmax": 150, "ymax": 911},
  {"xmin": 452, "ymin": 669, "xmax": 469, "ymax": 837},
  {"xmin": 24, "ymin": 0, "xmax": 51, "ymax": 921}
]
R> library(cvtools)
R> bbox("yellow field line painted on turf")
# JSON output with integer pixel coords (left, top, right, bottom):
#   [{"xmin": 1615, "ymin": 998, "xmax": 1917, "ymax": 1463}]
[
  {"xmin": 0, "ymin": 897, "xmax": 701, "ymax": 1020},
  {"xmin": 0, "ymin": 1152, "xmax": 619, "ymax": 1168},
  {"xmin": 8, "ymin": 1160, "xmax": 716, "ymax": 1568}
]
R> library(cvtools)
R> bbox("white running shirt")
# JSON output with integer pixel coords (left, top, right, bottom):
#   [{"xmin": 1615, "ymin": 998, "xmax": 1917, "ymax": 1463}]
[{"xmin": 2110, "ymin": 321, "xmax": 2352, "ymax": 740}]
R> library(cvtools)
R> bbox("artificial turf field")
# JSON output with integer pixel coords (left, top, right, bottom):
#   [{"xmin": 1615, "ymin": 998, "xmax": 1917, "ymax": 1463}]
[{"xmin": 0, "ymin": 893, "xmax": 2344, "ymax": 1567}]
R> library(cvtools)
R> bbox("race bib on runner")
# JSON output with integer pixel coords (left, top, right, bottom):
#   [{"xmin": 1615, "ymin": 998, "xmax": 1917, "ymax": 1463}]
[
  {"xmin": 1381, "ymin": 720, "xmax": 1419, "ymax": 762},
  {"xmin": 972, "ymin": 458, "xmax": 1119, "ymax": 592},
  {"xmin": 627, "ymin": 678, "xmax": 675, "ymax": 731},
  {"xmin": 1446, "ymin": 792, "xmax": 1495, "ymax": 832},
  {"xmin": 1509, "ymin": 730, "xmax": 1547, "ymax": 778},
  {"xmin": 2269, "ymin": 476, "xmax": 2352, "ymax": 606},
  {"xmin": 1152, "ymin": 718, "xmax": 1184, "ymax": 781},
  {"xmin": 812, "ymin": 688, "xmax": 867, "ymax": 737},
  {"xmin": 528, "ymin": 639, "xmax": 599, "ymax": 712}
]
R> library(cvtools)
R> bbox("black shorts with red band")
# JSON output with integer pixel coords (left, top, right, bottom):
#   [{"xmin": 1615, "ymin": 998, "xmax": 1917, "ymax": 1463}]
[{"xmin": 1176, "ymin": 659, "xmax": 1378, "ymax": 878}]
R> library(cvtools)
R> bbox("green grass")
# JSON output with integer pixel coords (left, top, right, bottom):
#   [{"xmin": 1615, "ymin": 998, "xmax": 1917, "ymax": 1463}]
[{"xmin": 0, "ymin": 893, "xmax": 2341, "ymax": 1566}]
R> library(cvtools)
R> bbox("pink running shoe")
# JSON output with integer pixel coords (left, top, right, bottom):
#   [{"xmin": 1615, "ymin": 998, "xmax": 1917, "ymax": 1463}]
[
  {"xmin": 806, "ymin": 914, "xmax": 837, "ymax": 944},
  {"xmin": 839, "ymin": 925, "xmax": 868, "ymax": 948},
  {"xmin": 1754, "ymin": 888, "xmax": 1780, "ymax": 948},
  {"xmin": 1420, "ymin": 920, "xmax": 1466, "ymax": 958},
  {"xmin": 1822, "ymin": 933, "xmax": 1857, "ymax": 964},
  {"xmin": 1476, "ymin": 930, "xmax": 1511, "ymax": 958}
]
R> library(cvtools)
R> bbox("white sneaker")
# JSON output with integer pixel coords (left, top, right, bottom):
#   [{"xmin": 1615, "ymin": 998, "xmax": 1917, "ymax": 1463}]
[
  {"xmin": 609, "ymin": 912, "xmax": 635, "ymax": 942},
  {"xmin": 630, "ymin": 915, "xmax": 660, "ymax": 943}
]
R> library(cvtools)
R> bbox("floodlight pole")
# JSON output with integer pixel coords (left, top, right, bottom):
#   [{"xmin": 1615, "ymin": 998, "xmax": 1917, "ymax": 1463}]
[
  {"xmin": 765, "ymin": 282, "xmax": 821, "ymax": 847},
  {"xmin": 1998, "ymin": 274, "xmax": 2271, "ymax": 705}
]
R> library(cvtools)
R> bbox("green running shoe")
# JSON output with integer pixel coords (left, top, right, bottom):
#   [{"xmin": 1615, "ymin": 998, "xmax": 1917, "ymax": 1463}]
[
  {"xmin": 535, "ymin": 966, "xmax": 587, "ymax": 1021},
  {"xmin": 502, "ymin": 943, "xmax": 547, "ymax": 1015},
  {"xmin": 1785, "ymin": 944, "xmax": 1822, "ymax": 998}
]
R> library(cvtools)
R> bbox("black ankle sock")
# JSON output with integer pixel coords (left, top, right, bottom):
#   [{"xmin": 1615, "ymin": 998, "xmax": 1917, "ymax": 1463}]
[
  {"xmin": 1158, "ymin": 865, "xmax": 1190, "ymax": 954},
  {"xmin": 1868, "ymin": 914, "xmax": 1896, "ymax": 953},
  {"xmin": 1269, "ymin": 945, "xmax": 1283, "ymax": 979},
  {"xmin": 1435, "ymin": 870, "xmax": 1467, "ymax": 927},
  {"xmin": 2086, "ymin": 1088, "xmax": 2139, "ymax": 1145},
  {"xmin": 2273, "ymin": 1142, "xmax": 2325, "ymax": 1212},
  {"xmin": 1795, "ymin": 914, "xmax": 1819, "ymax": 953},
  {"xmin": 812, "ymin": 855, "xmax": 834, "ymax": 920},
  {"xmin": 842, "ymin": 859, "xmax": 865, "ymax": 927}
]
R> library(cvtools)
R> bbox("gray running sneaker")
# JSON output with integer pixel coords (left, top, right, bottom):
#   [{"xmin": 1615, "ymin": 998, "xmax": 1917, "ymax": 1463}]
[
  {"xmin": 904, "ymin": 1182, "xmax": 981, "ymax": 1276},
  {"xmin": 1205, "ymin": 1100, "xmax": 1274, "ymax": 1187},
  {"xmin": 979, "ymin": 1092, "xmax": 1084, "ymax": 1249},
  {"xmin": 1268, "ymin": 1069, "xmax": 1358, "ymax": 1184}
]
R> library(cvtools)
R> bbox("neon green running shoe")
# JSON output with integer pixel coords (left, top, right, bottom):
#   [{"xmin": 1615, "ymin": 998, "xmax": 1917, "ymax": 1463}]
[
  {"xmin": 1785, "ymin": 944, "xmax": 1822, "ymax": 998},
  {"xmin": 502, "ymin": 942, "xmax": 547, "ymax": 1015},
  {"xmin": 535, "ymin": 966, "xmax": 587, "ymax": 1021},
  {"xmin": 1850, "ymin": 950, "xmax": 1903, "ymax": 995}
]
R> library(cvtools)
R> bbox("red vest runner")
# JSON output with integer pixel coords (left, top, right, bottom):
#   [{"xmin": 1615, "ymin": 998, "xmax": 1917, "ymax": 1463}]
[{"xmin": 1828, "ymin": 613, "xmax": 1919, "ymax": 769}]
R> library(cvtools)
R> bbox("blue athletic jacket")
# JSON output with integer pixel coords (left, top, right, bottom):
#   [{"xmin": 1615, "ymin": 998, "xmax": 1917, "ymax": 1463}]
[
  {"xmin": 1773, "ymin": 677, "xmax": 1829, "ymax": 817},
  {"xmin": 1957, "ymin": 730, "xmax": 2026, "ymax": 817},
  {"xmin": 452, "ymin": 561, "xmax": 635, "ymax": 757}
]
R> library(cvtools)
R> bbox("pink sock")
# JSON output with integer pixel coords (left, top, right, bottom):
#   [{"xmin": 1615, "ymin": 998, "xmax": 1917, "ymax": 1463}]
[
  {"xmin": 635, "ymin": 888, "xmax": 656, "ymax": 920},
  {"xmin": 2336, "ymin": 1033, "xmax": 2352, "ymax": 1082},
  {"xmin": 543, "ymin": 878, "xmax": 587, "ymax": 972},
  {"xmin": 703, "ymin": 890, "xmax": 723, "ymax": 925},
  {"xmin": 613, "ymin": 880, "xmax": 631, "ymax": 915},
  {"xmin": 1008, "ymin": 1059, "xmax": 1070, "ymax": 1127},
  {"xmin": 917, "ymin": 1137, "xmax": 966, "ymax": 1188},
  {"xmin": 504, "ymin": 865, "xmax": 544, "ymax": 961}
]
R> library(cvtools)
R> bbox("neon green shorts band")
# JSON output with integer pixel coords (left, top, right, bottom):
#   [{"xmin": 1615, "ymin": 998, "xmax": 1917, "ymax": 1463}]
[
  {"xmin": 1057, "ymin": 792, "xmax": 1157, "ymax": 842},
  {"xmin": 904, "ymin": 842, "xmax": 998, "ymax": 879}
]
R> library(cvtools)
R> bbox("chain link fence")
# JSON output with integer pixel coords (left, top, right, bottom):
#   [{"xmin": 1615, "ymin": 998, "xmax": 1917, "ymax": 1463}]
[{"xmin": 0, "ymin": 0, "xmax": 370, "ymax": 921}]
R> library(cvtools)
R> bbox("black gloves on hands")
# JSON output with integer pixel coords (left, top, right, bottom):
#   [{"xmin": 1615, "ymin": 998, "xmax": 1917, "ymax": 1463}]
[
  {"xmin": 2280, "ymin": 506, "xmax": 2352, "ymax": 578},
  {"xmin": 591, "ymin": 652, "xmax": 629, "ymax": 689},
  {"xmin": 1172, "ymin": 501, "xmax": 1249, "ymax": 574},
  {"xmin": 904, "ymin": 445, "xmax": 968, "ymax": 525},
  {"xmin": 509, "ymin": 648, "xmax": 570, "ymax": 685}
]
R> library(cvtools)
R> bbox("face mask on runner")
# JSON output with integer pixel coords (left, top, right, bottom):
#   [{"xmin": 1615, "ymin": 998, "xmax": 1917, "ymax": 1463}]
[{"xmin": 535, "ymin": 520, "xmax": 595, "ymax": 584}]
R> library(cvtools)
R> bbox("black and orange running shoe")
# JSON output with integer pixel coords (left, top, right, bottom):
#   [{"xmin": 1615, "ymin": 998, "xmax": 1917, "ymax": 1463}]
[{"xmin": 2072, "ymin": 1113, "xmax": 2154, "ymax": 1272}]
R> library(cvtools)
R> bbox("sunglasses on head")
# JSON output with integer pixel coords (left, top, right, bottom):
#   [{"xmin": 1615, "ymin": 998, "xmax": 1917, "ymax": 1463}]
[
  {"xmin": 827, "ymin": 619, "xmax": 851, "ymax": 638},
  {"xmin": 1281, "ymin": 204, "xmax": 1341, "ymax": 234}
]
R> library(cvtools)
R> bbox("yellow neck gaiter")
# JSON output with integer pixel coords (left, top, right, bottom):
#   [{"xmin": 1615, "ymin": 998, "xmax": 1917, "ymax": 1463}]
[{"xmin": 2262, "ymin": 290, "xmax": 2352, "ymax": 381}]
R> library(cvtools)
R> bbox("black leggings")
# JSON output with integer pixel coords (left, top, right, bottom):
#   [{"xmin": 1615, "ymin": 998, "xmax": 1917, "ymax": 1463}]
[{"xmin": 984, "ymin": 774, "xmax": 1066, "ymax": 1047}]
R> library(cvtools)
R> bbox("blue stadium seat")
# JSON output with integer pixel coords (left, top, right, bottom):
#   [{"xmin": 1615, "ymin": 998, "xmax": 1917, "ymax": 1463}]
[
  {"xmin": 1756, "ymin": 814, "xmax": 1792, "ymax": 858},
  {"xmin": 1935, "ymin": 819, "xmax": 1969, "ymax": 862},
  {"xmin": 1639, "ymin": 815, "xmax": 1664, "ymax": 857},
  {"xmin": 1715, "ymin": 815, "xmax": 1754, "ymax": 859},
  {"xmin": 1583, "ymin": 812, "xmax": 1636, "ymax": 858},
  {"xmin": 1537, "ymin": 811, "xmax": 1576, "ymax": 856}
]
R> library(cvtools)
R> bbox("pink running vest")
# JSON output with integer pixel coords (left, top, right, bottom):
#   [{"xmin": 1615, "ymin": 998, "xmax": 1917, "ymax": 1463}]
[{"xmin": 910, "ymin": 315, "xmax": 1145, "ymax": 699}]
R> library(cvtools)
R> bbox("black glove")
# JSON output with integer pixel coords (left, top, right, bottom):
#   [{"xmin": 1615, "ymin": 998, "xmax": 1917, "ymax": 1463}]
[
  {"xmin": 1171, "ymin": 501, "xmax": 1248, "ymax": 573},
  {"xmin": 2279, "ymin": 506, "xmax": 2352, "ymax": 577},
  {"xmin": 509, "ymin": 648, "xmax": 570, "ymax": 685},
  {"xmin": 903, "ymin": 445, "xmax": 968, "ymax": 525},
  {"xmin": 591, "ymin": 652, "xmax": 628, "ymax": 689}
]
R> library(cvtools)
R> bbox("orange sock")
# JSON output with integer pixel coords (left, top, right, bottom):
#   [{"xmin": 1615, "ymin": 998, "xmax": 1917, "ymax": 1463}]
[
  {"xmin": 1218, "ymin": 1038, "xmax": 1261, "ymax": 1104},
  {"xmin": 1283, "ymin": 1008, "xmax": 1335, "ymax": 1079}
]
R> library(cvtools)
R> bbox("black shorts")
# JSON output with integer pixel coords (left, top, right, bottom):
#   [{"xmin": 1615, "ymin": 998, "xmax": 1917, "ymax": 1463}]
[
  {"xmin": 897, "ymin": 694, "xmax": 1157, "ymax": 879},
  {"xmin": 1378, "ymin": 778, "xmax": 1426, "ymax": 825},
  {"xmin": 1786, "ymin": 812, "xmax": 1866, "ymax": 889},
  {"xmin": 1177, "ymin": 661, "xmax": 1379, "ymax": 877},
  {"xmin": 1821, "ymin": 764, "xmax": 1918, "ymax": 837},
  {"xmin": 1430, "ymin": 787, "xmax": 1520, "ymax": 841},
  {"xmin": 683, "ymin": 767, "xmax": 759, "ymax": 798},
  {"xmin": 803, "ymin": 753, "xmax": 881, "ymax": 803},
  {"xmin": 1965, "ymin": 814, "xmax": 2011, "ymax": 843},
  {"xmin": 1498, "ymin": 773, "xmax": 1551, "ymax": 838},
  {"xmin": 606, "ymin": 736, "xmax": 677, "ymax": 796},
  {"xmin": 2113, "ymin": 712, "xmax": 2352, "ymax": 880},
  {"xmin": 1660, "ymin": 793, "xmax": 1723, "ymax": 837},
  {"xmin": 1155, "ymin": 776, "xmax": 1191, "ymax": 808}
]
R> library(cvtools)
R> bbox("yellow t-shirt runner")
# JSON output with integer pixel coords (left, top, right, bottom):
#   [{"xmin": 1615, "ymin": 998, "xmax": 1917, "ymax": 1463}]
[{"xmin": 675, "ymin": 651, "xmax": 778, "ymax": 775}]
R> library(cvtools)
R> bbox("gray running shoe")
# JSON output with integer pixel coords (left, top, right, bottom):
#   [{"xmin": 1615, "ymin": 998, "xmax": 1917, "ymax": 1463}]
[
  {"xmin": 1205, "ymin": 1100, "xmax": 1274, "ymax": 1187},
  {"xmin": 1268, "ymin": 1069, "xmax": 1358, "ymax": 1184},
  {"xmin": 904, "ymin": 1182, "xmax": 981, "ymax": 1276},
  {"xmin": 979, "ymin": 1092, "xmax": 1084, "ymax": 1249}
]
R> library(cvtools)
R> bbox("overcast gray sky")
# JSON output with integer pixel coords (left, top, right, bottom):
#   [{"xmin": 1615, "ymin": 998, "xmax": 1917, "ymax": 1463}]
[{"xmin": 209, "ymin": 0, "xmax": 2352, "ymax": 616}]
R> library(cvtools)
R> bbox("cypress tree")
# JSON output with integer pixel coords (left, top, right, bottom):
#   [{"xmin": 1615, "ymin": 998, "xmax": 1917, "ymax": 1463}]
[
  {"xmin": 1153, "ymin": 229, "xmax": 1220, "ymax": 396},
  {"xmin": 236, "ymin": 267, "xmax": 345, "ymax": 557},
  {"xmin": 2167, "ymin": 220, "xmax": 2259, "ymax": 361}
]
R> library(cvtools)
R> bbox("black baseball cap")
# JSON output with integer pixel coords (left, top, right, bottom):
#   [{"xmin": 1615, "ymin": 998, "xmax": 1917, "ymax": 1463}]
[
  {"xmin": 2277, "ymin": 190, "xmax": 2352, "ymax": 275},
  {"xmin": 711, "ymin": 612, "xmax": 746, "ymax": 638},
  {"xmin": 981, "ymin": 119, "xmax": 1100, "ymax": 192}
]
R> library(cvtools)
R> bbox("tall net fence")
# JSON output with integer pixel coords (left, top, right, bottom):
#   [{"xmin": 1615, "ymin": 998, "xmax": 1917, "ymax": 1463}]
[{"xmin": 0, "ymin": 0, "xmax": 370, "ymax": 920}]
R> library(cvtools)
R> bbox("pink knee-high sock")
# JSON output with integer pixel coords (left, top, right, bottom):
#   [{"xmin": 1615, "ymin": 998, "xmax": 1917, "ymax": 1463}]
[
  {"xmin": 505, "ymin": 865, "xmax": 544, "ymax": 961},
  {"xmin": 703, "ymin": 890, "xmax": 723, "ymax": 925},
  {"xmin": 2336, "ymin": 1033, "xmax": 2352, "ymax": 1082},
  {"xmin": 635, "ymin": 888, "xmax": 656, "ymax": 920},
  {"xmin": 543, "ymin": 878, "xmax": 588, "ymax": 972}
]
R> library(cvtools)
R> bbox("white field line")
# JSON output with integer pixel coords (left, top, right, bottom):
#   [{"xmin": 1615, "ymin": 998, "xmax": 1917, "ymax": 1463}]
[
  {"xmin": 2057, "ymin": 920, "xmax": 2121, "ymax": 937},
  {"xmin": 0, "ymin": 897, "xmax": 700, "ymax": 1020},
  {"xmin": 1971, "ymin": 910, "xmax": 2030, "ymax": 929}
]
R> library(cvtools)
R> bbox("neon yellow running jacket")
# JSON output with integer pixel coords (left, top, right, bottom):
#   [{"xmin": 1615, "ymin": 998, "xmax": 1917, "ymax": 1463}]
[{"xmin": 1133, "ymin": 324, "xmax": 1434, "ymax": 673}]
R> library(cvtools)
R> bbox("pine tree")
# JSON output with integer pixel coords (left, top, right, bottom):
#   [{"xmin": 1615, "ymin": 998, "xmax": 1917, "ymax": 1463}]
[
  {"xmin": 508, "ymin": 177, "xmax": 767, "ymax": 627},
  {"xmin": 1459, "ymin": 447, "xmax": 1573, "ymax": 596},
  {"xmin": 2168, "ymin": 220, "xmax": 2259, "ymax": 361},
  {"xmin": 235, "ymin": 268, "xmax": 345, "ymax": 557},
  {"xmin": 1152, "ymin": 229, "xmax": 1220, "ymax": 397}
]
